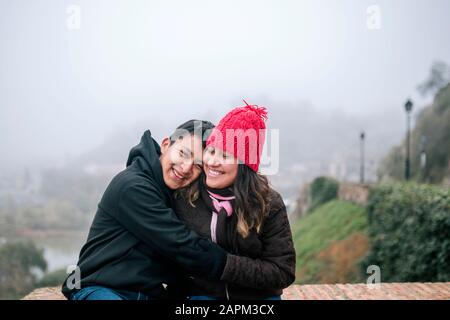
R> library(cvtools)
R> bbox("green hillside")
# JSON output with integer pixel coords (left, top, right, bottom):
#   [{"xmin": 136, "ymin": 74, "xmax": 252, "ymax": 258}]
[{"xmin": 292, "ymin": 200, "xmax": 368, "ymax": 284}]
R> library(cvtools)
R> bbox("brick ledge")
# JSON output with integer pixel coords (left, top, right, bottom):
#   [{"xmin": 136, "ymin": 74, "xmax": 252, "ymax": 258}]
[{"xmin": 22, "ymin": 282, "xmax": 450, "ymax": 300}]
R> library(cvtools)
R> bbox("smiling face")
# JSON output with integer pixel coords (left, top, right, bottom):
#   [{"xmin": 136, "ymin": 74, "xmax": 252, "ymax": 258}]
[
  {"xmin": 159, "ymin": 134, "xmax": 203, "ymax": 190},
  {"xmin": 203, "ymin": 146, "xmax": 238, "ymax": 189}
]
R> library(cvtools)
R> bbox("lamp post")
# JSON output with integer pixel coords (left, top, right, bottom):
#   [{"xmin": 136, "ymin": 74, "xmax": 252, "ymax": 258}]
[
  {"xmin": 360, "ymin": 131, "xmax": 365, "ymax": 184},
  {"xmin": 404, "ymin": 99, "xmax": 413, "ymax": 181}
]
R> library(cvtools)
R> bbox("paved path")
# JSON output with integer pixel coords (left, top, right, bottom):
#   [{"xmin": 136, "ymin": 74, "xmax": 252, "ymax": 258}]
[{"xmin": 22, "ymin": 283, "xmax": 450, "ymax": 300}]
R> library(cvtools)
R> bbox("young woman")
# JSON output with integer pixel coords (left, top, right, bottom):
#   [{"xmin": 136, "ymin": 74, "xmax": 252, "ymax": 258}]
[{"xmin": 174, "ymin": 102, "xmax": 296, "ymax": 300}]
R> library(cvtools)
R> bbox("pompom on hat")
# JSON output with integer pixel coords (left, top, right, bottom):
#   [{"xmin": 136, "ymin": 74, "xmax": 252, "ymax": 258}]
[{"xmin": 206, "ymin": 100, "xmax": 268, "ymax": 172}]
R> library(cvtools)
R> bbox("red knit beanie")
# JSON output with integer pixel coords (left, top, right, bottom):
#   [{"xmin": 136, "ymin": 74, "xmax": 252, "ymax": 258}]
[{"xmin": 206, "ymin": 100, "xmax": 268, "ymax": 172}]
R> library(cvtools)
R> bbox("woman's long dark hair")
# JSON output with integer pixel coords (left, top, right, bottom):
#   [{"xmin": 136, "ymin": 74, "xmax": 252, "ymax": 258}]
[
  {"xmin": 179, "ymin": 164, "xmax": 271, "ymax": 238},
  {"xmin": 232, "ymin": 164, "xmax": 271, "ymax": 238}
]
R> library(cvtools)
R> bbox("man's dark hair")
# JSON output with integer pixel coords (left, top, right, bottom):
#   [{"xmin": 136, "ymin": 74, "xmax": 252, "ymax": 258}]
[{"xmin": 169, "ymin": 119, "xmax": 215, "ymax": 147}]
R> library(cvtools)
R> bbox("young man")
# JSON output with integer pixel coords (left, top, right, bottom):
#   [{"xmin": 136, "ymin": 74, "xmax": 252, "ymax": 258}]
[{"xmin": 62, "ymin": 120, "xmax": 228, "ymax": 300}]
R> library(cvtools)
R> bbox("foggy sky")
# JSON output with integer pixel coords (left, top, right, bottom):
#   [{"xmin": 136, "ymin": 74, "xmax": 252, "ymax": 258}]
[{"xmin": 1, "ymin": 0, "xmax": 449, "ymax": 173}]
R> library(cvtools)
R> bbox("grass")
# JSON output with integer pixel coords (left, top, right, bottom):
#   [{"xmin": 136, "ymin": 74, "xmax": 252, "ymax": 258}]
[{"xmin": 291, "ymin": 200, "xmax": 368, "ymax": 284}]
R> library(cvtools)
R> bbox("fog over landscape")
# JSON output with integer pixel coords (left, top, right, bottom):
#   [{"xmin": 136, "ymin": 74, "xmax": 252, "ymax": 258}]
[
  {"xmin": 1, "ymin": 1, "xmax": 450, "ymax": 300},
  {"xmin": 2, "ymin": 0, "xmax": 449, "ymax": 177},
  {"xmin": 1, "ymin": 1, "xmax": 449, "ymax": 216}
]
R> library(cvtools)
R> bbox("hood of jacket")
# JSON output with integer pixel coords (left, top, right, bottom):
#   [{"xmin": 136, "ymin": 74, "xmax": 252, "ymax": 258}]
[{"xmin": 126, "ymin": 130, "xmax": 171, "ymax": 200}]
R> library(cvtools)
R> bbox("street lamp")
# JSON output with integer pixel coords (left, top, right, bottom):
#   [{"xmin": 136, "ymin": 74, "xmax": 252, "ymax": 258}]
[
  {"xmin": 360, "ymin": 131, "xmax": 365, "ymax": 184},
  {"xmin": 404, "ymin": 99, "xmax": 413, "ymax": 180}
]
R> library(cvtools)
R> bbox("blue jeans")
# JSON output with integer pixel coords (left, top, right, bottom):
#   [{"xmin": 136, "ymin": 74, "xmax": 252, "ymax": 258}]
[
  {"xmin": 70, "ymin": 285, "xmax": 150, "ymax": 300},
  {"xmin": 189, "ymin": 295, "xmax": 282, "ymax": 300}
]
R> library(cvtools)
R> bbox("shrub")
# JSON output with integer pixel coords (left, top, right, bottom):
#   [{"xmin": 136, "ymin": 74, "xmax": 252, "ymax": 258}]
[
  {"xmin": 308, "ymin": 176, "xmax": 339, "ymax": 212},
  {"xmin": 361, "ymin": 183, "xmax": 450, "ymax": 282},
  {"xmin": 36, "ymin": 268, "xmax": 67, "ymax": 288}
]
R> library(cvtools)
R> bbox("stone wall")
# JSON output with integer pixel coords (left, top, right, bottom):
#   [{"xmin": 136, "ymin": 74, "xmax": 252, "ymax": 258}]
[
  {"xmin": 337, "ymin": 182, "xmax": 370, "ymax": 206},
  {"xmin": 291, "ymin": 181, "xmax": 371, "ymax": 221}
]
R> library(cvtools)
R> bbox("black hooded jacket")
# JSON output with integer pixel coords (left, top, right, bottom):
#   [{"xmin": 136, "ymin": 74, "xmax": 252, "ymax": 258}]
[{"xmin": 61, "ymin": 130, "xmax": 227, "ymax": 299}]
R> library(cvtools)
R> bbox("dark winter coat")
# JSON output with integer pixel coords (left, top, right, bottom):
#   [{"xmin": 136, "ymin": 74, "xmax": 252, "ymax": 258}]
[{"xmin": 174, "ymin": 179, "xmax": 296, "ymax": 300}]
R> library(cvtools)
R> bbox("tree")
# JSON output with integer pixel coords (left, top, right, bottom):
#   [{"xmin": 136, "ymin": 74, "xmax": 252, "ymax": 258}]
[
  {"xmin": 417, "ymin": 61, "xmax": 450, "ymax": 97},
  {"xmin": 0, "ymin": 242, "xmax": 47, "ymax": 299}
]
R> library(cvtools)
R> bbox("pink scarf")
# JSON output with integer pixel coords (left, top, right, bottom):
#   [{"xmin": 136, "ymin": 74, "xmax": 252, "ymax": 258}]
[{"xmin": 207, "ymin": 190, "xmax": 235, "ymax": 243}]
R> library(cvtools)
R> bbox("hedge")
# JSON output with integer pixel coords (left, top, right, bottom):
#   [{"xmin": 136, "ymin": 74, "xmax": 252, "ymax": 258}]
[
  {"xmin": 361, "ymin": 183, "xmax": 450, "ymax": 282},
  {"xmin": 308, "ymin": 176, "xmax": 339, "ymax": 212}
]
